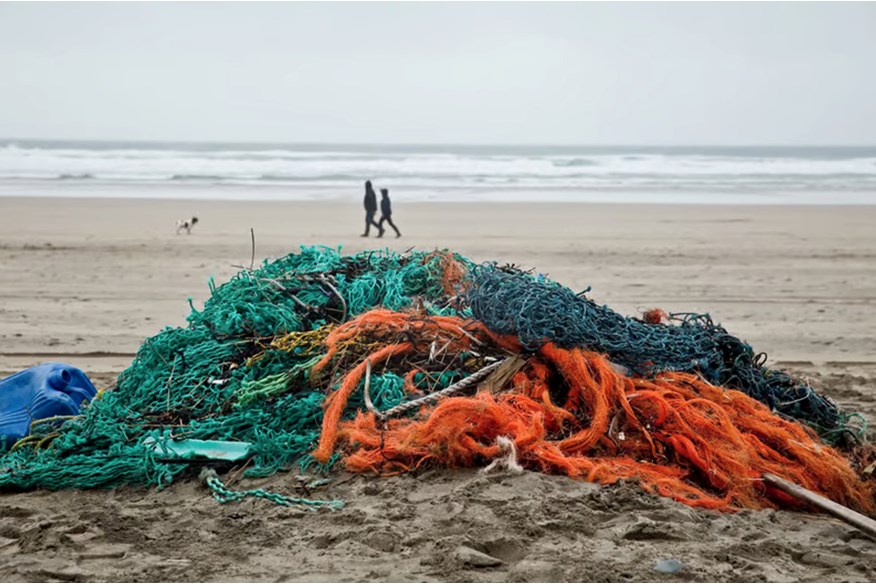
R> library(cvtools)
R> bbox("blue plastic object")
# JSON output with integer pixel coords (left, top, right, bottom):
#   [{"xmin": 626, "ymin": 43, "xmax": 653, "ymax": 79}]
[{"xmin": 0, "ymin": 363, "xmax": 97, "ymax": 450}]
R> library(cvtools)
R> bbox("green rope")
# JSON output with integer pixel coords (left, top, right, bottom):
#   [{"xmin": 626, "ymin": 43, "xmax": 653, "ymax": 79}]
[{"xmin": 199, "ymin": 468, "xmax": 344, "ymax": 510}]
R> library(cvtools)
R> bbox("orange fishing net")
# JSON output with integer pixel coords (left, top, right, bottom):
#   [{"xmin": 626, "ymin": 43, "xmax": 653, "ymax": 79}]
[
  {"xmin": 423, "ymin": 250, "xmax": 470, "ymax": 297},
  {"xmin": 313, "ymin": 310, "xmax": 874, "ymax": 513}
]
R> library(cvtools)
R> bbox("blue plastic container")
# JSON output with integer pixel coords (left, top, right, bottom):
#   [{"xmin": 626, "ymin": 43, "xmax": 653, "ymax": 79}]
[{"xmin": 0, "ymin": 363, "xmax": 97, "ymax": 450}]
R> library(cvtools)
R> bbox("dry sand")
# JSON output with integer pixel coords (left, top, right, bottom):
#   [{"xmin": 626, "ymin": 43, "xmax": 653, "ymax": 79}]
[{"xmin": 1, "ymin": 197, "xmax": 875, "ymax": 582}]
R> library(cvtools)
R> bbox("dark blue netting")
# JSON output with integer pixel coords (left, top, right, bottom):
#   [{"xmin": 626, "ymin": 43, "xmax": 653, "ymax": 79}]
[{"xmin": 465, "ymin": 265, "xmax": 859, "ymax": 444}]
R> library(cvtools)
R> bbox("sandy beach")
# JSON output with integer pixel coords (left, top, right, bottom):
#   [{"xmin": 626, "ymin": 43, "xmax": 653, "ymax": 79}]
[
  {"xmin": 3, "ymin": 197, "xmax": 876, "ymax": 368},
  {"xmin": 1, "ymin": 197, "xmax": 875, "ymax": 582}
]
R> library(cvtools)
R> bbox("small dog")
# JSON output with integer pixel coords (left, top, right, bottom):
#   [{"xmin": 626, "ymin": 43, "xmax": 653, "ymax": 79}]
[{"xmin": 176, "ymin": 216, "xmax": 199, "ymax": 235}]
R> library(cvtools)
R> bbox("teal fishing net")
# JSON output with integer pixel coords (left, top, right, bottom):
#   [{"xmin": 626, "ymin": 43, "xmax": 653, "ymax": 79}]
[
  {"xmin": 0, "ymin": 246, "xmax": 862, "ymax": 494},
  {"xmin": 0, "ymin": 247, "xmax": 472, "ymax": 490}
]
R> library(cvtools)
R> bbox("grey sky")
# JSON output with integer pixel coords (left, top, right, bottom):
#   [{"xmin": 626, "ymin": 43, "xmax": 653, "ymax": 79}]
[{"xmin": 1, "ymin": 2, "xmax": 875, "ymax": 145}]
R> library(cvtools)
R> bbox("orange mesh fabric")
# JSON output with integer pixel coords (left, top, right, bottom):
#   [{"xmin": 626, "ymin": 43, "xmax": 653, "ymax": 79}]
[
  {"xmin": 313, "ymin": 311, "xmax": 873, "ymax": 513},
  {"xmin": 424, "ymin": 250, "xmax": 469, "ymax": 297}
]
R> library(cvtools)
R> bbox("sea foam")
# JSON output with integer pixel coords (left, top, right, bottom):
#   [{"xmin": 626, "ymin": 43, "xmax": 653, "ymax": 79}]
[{"xmin": 1, "ymin": 141, "xmax": 875, "ymax": 202}]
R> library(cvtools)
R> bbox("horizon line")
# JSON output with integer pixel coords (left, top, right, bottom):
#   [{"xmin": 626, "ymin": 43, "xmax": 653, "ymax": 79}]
[{"xmin": 3, "ymin": 137, "xmax": 876, "ymax": 149}]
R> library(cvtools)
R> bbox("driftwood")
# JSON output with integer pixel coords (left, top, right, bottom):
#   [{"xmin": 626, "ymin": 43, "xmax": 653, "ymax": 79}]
[
  {"xmin": 763, "ymin": 473, "xmax": 876, "ymax": 540},
  {"xmin": 478, "ymin": 355, "xmax": 526, "ymax": 393}
]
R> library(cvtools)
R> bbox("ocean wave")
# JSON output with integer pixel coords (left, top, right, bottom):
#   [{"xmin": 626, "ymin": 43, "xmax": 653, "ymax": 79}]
[
  {"xmin": 169, "ymin": 174, "xmax": 237, "ymax": 181},
  {"xmin": 1, "ymin": 142, "xmax": 876, "ymax": 195},
  {"xmin": 553, "ymin": 158, "xmax": 599, "ymax": 167},
  {"xmin": 58, "ymin": 173, "xmax": 94, "ymax": 180}
]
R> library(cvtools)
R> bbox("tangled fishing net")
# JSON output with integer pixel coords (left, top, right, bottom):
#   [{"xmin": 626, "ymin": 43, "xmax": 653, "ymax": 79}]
[{"xmin": 0, "ymin": 246, "xmax": 872, "ymax": 515}]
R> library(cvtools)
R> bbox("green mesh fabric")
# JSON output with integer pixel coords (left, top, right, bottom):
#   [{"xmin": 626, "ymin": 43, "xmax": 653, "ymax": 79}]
[
  {"xmin": 0, "ymin": 246, "xmax": 861, "ymax": 492},
  {"xmin": 0, "ymin": 247, "xmax": 471, "ymax": 489}
]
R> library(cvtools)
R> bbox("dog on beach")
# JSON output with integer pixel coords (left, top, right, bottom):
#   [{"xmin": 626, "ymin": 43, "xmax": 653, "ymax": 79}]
[{"xmin": 175, "ymin": 216, "xmax": 199, "ymax": 235}]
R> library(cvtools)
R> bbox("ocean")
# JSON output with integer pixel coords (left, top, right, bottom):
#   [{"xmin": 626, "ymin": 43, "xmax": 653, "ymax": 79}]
[{"xmin": 1, "ymin": 140, "xmax": 875, "ymax": 204}]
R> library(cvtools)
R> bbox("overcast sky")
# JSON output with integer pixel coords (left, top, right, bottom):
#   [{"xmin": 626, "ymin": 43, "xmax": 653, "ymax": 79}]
[{"xmin": 1, "ymin": 2, "xmax": 875, "ymax": 145}]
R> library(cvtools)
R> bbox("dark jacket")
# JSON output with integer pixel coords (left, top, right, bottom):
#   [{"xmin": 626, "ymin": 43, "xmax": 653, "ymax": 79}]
[
  {"xmin": 380, "ymin": 196, "xmax": 392, "ymax": 216},
  {"xmin": 364, "ymin": 189, "xmax": 377, "ymax": 213}
]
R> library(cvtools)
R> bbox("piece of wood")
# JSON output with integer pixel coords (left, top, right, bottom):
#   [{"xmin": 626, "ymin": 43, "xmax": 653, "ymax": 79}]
[
  {"xmin": 363, "ymin": 359, "xmax": 378, "ymax": 415},
  {"xmin": 478, "ymin": 354, "xmax": 526, "ymax": 393},
  {"xmin": 763, "ymin": 473, "xmax": 876, "ymax": 539}
]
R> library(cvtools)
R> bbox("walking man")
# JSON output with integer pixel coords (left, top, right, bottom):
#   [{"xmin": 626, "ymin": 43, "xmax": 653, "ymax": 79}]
[
  {"xmin": 361, "ymin": 180, "xmax": 383, "ymax": 237},
  {"xmin": 377, "ymin": 188, "xmax": 401, "ymax": 238}
]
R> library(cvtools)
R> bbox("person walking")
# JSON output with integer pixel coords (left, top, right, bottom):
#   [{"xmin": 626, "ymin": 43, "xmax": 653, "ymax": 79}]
[
  {"xmin": 361, "ymin": 180, "xmax": 383, "ymax": 237},
  {"xmin": 377, "ymin": 188, "xmax": 401, "ymax": 238}
]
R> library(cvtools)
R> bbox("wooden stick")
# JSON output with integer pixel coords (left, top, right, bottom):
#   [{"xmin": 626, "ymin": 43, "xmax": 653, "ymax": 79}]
[
  {"xmin": 762, "ymin": 473, "xmax": 876, "ymax": 539},
  {"xmin": 478, "ymin": 354, "xmax": 526, "ymax": 394},
  {"xmin": 319, "ymin": 275, "xmax": 347, "ymax": 322},
  {"xmin": 249, "ymin": 227, "xmax": 255, "ymax": 270},
  {"xmin": 362, "ymin": 359, "xmax": 378, "ymax": 415}
]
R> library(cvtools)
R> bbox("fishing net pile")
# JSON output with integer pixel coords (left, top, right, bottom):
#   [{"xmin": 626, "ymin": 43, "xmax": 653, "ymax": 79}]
[{"xmin": 0, "ymin": 246, "xmax": 872, "ymax": 514}]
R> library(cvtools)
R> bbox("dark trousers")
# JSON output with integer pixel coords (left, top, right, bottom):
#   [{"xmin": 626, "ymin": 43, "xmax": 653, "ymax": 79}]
[
  {"xmin": 378, "ymin": 214, "xmax": 401, "ymax": 236},
  {"xmin": 363, "ymin": 211, "xmax": 381, "ymax": 235}
]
